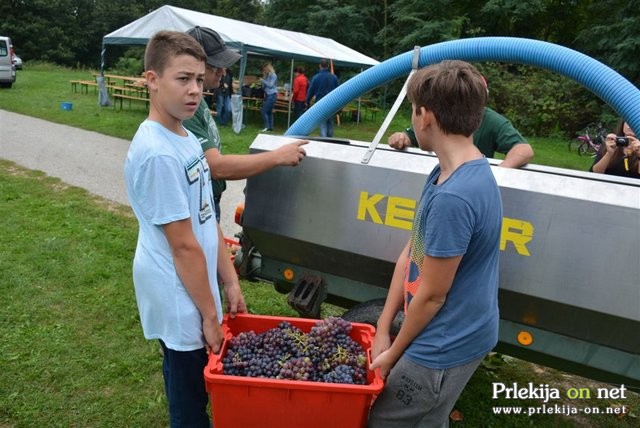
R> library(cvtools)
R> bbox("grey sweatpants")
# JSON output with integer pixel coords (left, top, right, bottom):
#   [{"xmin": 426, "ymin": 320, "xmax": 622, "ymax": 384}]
[{"xmin": 368, "ymin": 355, "xmax": 483, "ymax": 428}]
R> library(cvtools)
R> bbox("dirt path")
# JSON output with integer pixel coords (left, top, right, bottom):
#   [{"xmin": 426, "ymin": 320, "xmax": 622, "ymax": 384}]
[{"xmin": 0, "ymin": 109, "xmax": 243, "ymax": 237}]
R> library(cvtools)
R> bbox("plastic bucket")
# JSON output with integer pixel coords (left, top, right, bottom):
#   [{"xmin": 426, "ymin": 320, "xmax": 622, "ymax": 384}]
[{"xmin": 60, "ymin": 102, "xmax": 73, "ymax": 111}]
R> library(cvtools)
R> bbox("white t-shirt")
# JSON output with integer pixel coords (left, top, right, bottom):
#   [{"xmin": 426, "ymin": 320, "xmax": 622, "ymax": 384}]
[{"xmin": 124, "ymin": 120, "xmax": 222, "ymax": 351}]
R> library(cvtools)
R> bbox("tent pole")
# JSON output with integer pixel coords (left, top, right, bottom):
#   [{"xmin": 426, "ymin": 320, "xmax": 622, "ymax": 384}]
[
  {"xmin": 238, "ymin": 45, "xmax": 247, "ymax": 91},
  {"xmin": 238, "ymin": 45, "xmax": 248, "ymax": 129},
  {"xmin": 100, "ymin": 41, "xmax": 106, "ymax": 76},
  {"xmin": 357, "ymin": 67, "xmax": 363, "ymax": 125},
  {"xmin": 287, "ymin": 59, "xmax": 294, "ymax": 129}
]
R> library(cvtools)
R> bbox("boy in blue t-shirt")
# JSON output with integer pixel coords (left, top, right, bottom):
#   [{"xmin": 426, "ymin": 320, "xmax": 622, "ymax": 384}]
[
  {"xmin": 369, "ymin": 60, "xmax": 503, "ymax": 427},
  {"xmin": 124, "ymin": 31, "xmax": 246, "ymax": 427}
]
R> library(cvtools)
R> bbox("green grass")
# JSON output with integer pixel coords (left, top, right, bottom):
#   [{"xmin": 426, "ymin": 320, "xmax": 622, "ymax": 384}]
[
  {"xmin": 1, "ymin": 161, "xmax": 637, "ymax": 427},
  {"xmin": 1, "ymin": 66, "xmax": 635, "ymax": 427},
  {"xmin": 1, "ymin": 65, "xmax": 595, "ymax": 172}
]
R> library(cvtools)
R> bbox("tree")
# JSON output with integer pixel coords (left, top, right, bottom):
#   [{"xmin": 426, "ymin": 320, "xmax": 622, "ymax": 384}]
[
  {"xmin": 576, "ymin": 0, "xmax": 640, "ymax": 85},
  {"xmin": 262, "ymin": 0, "xmax": 318, "ymax": 32},
  {"xmin": 378, "ymin": 0, "xmax": 488, "ymax": 57},
  {"xmin": 263, "ymin": 0, "xmax": 384, "ymax": 61},
  {"xmin": 214, "ymin": 0, "xmax": 264, "ymax": 22}
]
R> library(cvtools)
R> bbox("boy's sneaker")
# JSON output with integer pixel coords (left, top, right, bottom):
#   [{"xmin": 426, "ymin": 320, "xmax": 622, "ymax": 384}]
[{"xmin": 261, "ymin": 128, "xmax": 272, "ymax": 132}]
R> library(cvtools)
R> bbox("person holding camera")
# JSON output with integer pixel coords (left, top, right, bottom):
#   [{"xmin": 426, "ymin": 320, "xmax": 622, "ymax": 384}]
[{"xmin": 590, "ymin": 120, "xmax": 640, "ymax": 178}]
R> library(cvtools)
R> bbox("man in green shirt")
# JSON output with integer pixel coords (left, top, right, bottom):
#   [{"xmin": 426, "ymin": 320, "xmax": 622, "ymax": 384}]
[
  {"xmin": 184, "ymin": 26, "xmax": 308, "ymax": 221},
  {"xmin": 388, "ymin": 107, "xmax": 534, "ymax": 168},
  {"xmin": 182, "ymin": 26, "xmax": 307, "ymax": 306}
]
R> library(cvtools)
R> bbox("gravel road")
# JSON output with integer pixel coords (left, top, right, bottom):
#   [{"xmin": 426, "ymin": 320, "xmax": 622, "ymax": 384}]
[{"xmin": 0, "ymin": 109, "xmax": 244, "ymax": 237}]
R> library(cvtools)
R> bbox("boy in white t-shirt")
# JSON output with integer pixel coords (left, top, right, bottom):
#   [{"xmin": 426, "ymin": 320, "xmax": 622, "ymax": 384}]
[{"xmin": 124, "ymin": 30, "xmax": 245, "ymax": 427}]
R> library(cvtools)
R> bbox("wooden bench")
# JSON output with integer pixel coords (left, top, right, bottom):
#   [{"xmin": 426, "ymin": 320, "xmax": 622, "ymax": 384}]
[
  {"xmin": 112, "ymin": 92, "xmax": 149, "ymax": 109},
  {"xmin": 274, "ymin": 99, "xmax": 291, "ymax": 114},
  {"xmin": 70, "ymin": 80, "xmax": 98, "ymax": 94},
  {"xmin": 70, "ymin": 79, "xmax": 133, "ymax": 96},
  {"xmin": 245, "ymin": 103, "xmax": 289, "ymax": 115},
  {"xmin": 364, "ymin": 106, "xmax": 380, "ymax": 121},
  {"xmin": 336, "ymin": 106, "xmax": 356, "ymax": 122}
]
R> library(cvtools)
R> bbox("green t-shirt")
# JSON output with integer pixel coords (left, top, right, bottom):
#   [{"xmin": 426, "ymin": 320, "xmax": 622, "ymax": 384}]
[
  {"xmin": 183, "ymin": 99, "xmax": 226, "ymax": 198},
  {"xmin": 404, "ymin": 107, "xmax": 526, "ymax": 158}
]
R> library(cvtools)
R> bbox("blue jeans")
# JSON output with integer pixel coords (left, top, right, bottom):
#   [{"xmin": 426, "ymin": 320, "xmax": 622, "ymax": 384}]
[
  {"xmin": 214, "ymin": 195, "xmax": 221, "ymax": 223},
  {"xmin": 320, "ymin": 117, "xmax": 334, "ymax": 137},
  {"xmin": 262, "ymin": 93, "xmax": 276, "ymax": 130},
  {"xmin": 216, "ymin": 94, "xmax": 231, "ymax": 126},
  {"xmin": 160, "ymin": 341, "xmax": 210, "ymax": 428}
]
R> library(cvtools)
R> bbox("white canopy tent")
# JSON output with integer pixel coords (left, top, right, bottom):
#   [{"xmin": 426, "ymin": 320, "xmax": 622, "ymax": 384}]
[{"xmin": 102, "ymin": 6, "xmax": 378, "ymax": 94}]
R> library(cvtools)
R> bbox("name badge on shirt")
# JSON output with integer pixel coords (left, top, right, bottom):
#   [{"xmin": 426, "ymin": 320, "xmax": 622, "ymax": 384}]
[{"xmin": 186, "ymin": 159, "xmax": 202, "ymax": 184}]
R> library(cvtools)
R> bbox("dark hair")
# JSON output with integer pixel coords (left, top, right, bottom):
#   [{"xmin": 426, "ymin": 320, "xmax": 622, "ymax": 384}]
[
  {"xmin": 145, "ymin": 31, "xmax": 206, "ymax": 75},
  {"xmin": 407, "ymin": 60, "xmax": 487, "ymax": 136},
  {"xmin": 320, "ymin": 59, "xmax": 330, "ymax": 69},
  {"xmin": 295, "ymin": 66, "xmax": 305, "ymax": 74}
]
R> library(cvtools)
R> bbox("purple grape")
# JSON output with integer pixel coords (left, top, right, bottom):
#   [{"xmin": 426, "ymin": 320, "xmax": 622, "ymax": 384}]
[{"xmin": 221, "ymin": 317, "xmax": 368, "ymax": 385}]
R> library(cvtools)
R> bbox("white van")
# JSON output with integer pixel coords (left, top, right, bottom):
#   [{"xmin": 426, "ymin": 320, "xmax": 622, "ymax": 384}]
[{"xmin": 0, "ymin": 36, "xmax": 16, "ymax": 88}]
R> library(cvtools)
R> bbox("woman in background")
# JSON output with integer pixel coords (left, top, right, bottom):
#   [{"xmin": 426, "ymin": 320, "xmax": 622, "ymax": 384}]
[
  {"xmin": 215, "ymin": 68, "xmax": 233, "ymax": 126},
  {"xmin": 591, "ymin": 120, "xmax": 640, "ymax": 178},
  {"xmin": 261, "ymin": 63, "xmax": 277, "ymax": 132}
]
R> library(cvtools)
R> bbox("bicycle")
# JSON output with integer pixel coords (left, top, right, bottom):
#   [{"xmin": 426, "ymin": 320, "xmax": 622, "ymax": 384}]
[{"xmin": 568, "ymin": 122, "xmax": 607, "ymax": 156}]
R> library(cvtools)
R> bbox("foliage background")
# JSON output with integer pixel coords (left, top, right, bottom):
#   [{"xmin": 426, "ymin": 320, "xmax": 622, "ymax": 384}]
[{"xmin": 2, "ymin": 0, "xmax": 637, "ymax": 137}]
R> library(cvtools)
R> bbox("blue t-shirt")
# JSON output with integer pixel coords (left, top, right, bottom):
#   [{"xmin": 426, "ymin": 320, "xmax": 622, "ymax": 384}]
[
  {"xmin": 124, "ymin": 120, "xmax": 222, "ymax": 351},
  {"xmin": 403, "ymin": 158, "xmax": 502, "ymax": 369}
]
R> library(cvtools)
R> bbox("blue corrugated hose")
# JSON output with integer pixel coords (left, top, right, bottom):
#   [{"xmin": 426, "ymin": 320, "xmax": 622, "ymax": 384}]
[{"xmin": 286, "ymin": 37, "xmax": 640, "ymax": 137}]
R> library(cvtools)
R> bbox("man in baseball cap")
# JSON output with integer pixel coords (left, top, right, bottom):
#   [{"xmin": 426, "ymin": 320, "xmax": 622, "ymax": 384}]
[
  {"xmin": 183, "ymin": 26, "xmax": 242, "ymax": 221},
  {"xmin": 186, "ymin": 26, "xmax": 242, "ymax": 69},
  {"xmin": 183, "ymin": 25, "xmax": 307, "ymax": 220},
  {"xmin": 182, "ymin": 28, "xmax": 306, "ymax": 370}
]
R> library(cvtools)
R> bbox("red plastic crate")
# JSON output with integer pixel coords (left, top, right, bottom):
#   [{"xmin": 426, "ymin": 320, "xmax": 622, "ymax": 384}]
[{"xmin": 204, "ymin": 313, "xmax": 384, "ymax": 428}]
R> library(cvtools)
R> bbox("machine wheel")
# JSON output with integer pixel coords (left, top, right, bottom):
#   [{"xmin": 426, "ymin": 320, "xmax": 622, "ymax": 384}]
[{"xmin": 341, "ymin": 299, "xmax": 404, "ymax": 336}]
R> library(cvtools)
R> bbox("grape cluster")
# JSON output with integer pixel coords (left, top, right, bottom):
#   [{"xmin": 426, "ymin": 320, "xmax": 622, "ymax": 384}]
[{"xmin": 222, "ymin": 317, "xmax": 367, "ymax": 385}]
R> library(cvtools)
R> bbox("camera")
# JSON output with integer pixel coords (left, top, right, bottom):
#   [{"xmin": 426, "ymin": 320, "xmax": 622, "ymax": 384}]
[{"xmin": 615, "ymin": 136, "xmax": 629, "ymax": 147}]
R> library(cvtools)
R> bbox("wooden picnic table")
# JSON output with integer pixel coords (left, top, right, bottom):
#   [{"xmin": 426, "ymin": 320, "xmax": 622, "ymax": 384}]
[{"xmin": 93, "ymin": 73, "xmax": 146, "ymax": 87}]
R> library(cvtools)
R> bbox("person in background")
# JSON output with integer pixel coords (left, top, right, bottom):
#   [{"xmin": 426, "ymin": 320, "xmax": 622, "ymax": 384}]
[
  {"xmin": 124, "ymin": 30, "xmax": 246, "ymax": 428},
  {"xmin": 387, "ymin": 76, "xmax": 534, "ymax": 168},
  {"xmin": 292, "ymin": 66, "xmax": 309, "ymax": 120},
  {"xmin": 368, "ymin": 60, "xmax": 502, "ymax": 427},
  {"xmin": 184, "ymin": 27, "xmax": 307, "ymax": 222},
  {"xmin": 306, "ymin": 58, "xmax": 339, "ymax": 137},
  {"xmin": 590, "ymin": 120, "xmax": 640, "ymax": 178},
  {"xmin": 215, "ymin": 67, "xmax": 233, "ymax": 126},
  {"xmin": 261, "ymin": 62, "xmax": 278, "ymax": 132}
]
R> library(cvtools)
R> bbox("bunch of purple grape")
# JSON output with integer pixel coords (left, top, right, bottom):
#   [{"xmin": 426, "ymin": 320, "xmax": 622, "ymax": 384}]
[{"xmin": 222, "ymin": 317, "xmax": 367, "ymax": 385}]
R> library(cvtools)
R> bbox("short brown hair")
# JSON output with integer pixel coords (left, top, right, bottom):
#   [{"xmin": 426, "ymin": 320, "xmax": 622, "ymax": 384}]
[
  {"xmin": 407, "ymin": 60, "xmax": 487, "ymax": 137},
  {"xmin": 144, "ymin": 31, "xmax": 206, "ymax": 75}
]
